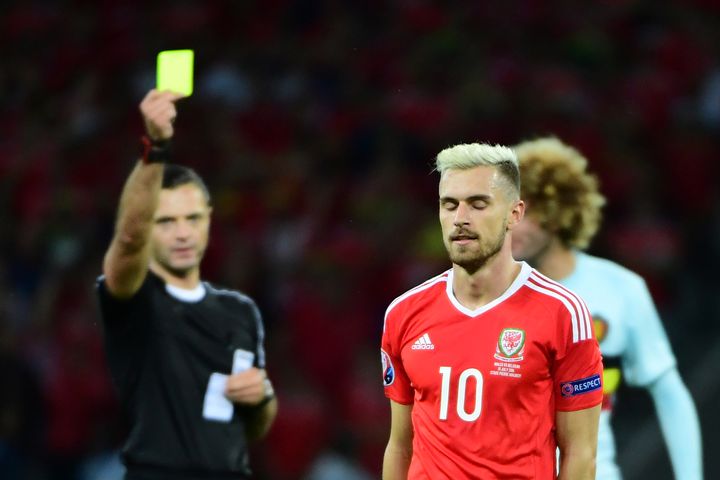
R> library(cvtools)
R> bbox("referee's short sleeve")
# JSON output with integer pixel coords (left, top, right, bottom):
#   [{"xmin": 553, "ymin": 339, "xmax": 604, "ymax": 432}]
[
  {"xmin": 248, "ymin": 300, "xmax": 267, "ymax": 369},
  {"xmin": 95, "ymin": 274, "xmax": 154, "ymax": 329}
]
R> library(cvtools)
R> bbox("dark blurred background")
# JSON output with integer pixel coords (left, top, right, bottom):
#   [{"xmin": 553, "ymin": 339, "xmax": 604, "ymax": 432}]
[{"xmin": 1, "ymin": 0, "xmax": 719, "ymax": 479}]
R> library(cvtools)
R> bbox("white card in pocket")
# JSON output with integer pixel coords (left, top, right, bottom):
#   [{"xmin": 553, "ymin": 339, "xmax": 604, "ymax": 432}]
[
  {"xmin": 232, "ymin": 349, "xmax": 255, "ymax": 374},
  {"xmin": 202, "ymin": 372, "xmax": 233, "ymax": 422}
]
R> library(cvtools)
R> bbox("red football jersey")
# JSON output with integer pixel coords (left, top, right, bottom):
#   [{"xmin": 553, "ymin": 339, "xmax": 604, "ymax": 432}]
[{"xmin": 381, "ymin": 263, "xmax": 603, "ymax": 479}]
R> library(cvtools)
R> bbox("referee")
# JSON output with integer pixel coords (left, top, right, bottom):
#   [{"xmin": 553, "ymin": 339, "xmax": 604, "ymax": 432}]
[{"xmin": 96, "ymin": 90, "xmax": 277, "ymax": 479}]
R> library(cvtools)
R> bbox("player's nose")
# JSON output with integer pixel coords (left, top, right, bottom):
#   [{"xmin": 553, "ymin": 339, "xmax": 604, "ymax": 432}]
[{"xmin": 453, "ymin": 202, "xmax": 470, "ymax": 225}]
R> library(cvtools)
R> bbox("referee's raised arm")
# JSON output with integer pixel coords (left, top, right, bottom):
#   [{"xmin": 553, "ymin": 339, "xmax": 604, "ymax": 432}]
[{"xmin": 102, "ymin": 89, "xmax": 183, "ymax": 299}]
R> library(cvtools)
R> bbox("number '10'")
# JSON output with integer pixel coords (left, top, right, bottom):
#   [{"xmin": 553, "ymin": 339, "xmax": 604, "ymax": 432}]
[{"xmin": 438, "ymin": 366, "xmax": 484, "ymax": 421}]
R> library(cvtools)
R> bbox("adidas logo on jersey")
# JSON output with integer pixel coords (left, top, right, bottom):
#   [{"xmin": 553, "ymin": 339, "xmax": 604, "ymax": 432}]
[{"xmin": 412, "ymin": 333, "xmax": 435, "ymax": 350}]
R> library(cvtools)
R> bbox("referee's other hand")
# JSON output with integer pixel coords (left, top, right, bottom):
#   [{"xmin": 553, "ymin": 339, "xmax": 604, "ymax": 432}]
[{"xmin": 225, "ymin": 368, "xmax": 269, "ymax": 406}]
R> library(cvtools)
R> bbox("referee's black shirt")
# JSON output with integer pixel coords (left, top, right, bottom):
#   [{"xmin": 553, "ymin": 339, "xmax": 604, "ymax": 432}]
[{"xmin": 96, "ymin": 271, "xmax": 267, "ymax": 479}]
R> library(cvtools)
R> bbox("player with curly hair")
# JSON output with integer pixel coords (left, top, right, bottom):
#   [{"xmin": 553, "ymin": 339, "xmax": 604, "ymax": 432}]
[{"xmin": 512, "ymin": 137, "xmax": 702, "ymax": 480}]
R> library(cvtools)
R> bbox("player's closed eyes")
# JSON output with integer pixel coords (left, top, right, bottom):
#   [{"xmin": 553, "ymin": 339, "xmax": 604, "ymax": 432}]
[
  {"xmin": 440, "ymin": 200, "xmax": 458, "ymax": 211},
  {"xmin": 440, "ymin": 201, "xmax": 487, "ymax": 211}
]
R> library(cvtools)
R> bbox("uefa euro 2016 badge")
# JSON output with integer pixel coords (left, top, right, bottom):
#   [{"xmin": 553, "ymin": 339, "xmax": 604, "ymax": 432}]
[
  {"xmin": 494, "ymin": 328, "xmax": 526, "ymax": 362},
  {"xmin": 381, "ymin": 349, "xmax": 395, "ymax": 386}
]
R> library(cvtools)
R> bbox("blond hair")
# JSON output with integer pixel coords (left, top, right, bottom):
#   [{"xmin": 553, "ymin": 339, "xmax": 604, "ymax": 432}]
[
  {"xmin": 514, "ymin": 137, "xmax": 605, "ymax": 250},
  {"xmin": 435, "ymin": 143, "xmax": 520, "ymax": 195}
]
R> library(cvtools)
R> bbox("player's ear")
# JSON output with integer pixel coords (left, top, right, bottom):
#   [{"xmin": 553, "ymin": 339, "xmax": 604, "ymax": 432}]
[{"xmin": 507, "ymin": 199, "xmax": 525, "ymax": 231}]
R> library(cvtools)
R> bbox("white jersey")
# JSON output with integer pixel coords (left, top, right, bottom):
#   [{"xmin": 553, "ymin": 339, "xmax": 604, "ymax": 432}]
[{"xmin": 561, "ymin": 252, "xmax": 676, "ymax": 480}]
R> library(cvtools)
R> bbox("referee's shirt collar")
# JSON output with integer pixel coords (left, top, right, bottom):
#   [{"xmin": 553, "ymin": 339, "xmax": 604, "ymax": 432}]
[{"xmin": 165, "ymin": 282, "xmax": 207, "ymax": 303}]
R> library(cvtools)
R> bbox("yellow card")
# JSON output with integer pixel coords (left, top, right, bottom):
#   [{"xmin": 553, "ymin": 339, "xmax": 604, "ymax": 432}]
[{"xmin": 156, "ymin": 49, "xmax": 194, "ymax": 96}]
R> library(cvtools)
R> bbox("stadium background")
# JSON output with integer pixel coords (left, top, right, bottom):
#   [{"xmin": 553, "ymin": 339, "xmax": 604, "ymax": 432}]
[{"xmin": 1, "ymin": 1, "xmax": 719, "ymax": 479}]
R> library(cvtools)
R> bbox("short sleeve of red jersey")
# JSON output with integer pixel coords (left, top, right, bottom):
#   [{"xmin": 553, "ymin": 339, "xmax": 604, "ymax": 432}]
[
  {"xmin": 552, "ymin": 297, "xmax": 604, "ymax": 412},
  {"xmin": 381, "ymin": 306, "xmax": 414, "ymax": 405}
]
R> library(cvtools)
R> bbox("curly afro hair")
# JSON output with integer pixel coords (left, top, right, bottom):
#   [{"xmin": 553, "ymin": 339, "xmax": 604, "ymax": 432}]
[{"xmin": 514, "ymin": 137, "xmax": 606, "ymax": 250}]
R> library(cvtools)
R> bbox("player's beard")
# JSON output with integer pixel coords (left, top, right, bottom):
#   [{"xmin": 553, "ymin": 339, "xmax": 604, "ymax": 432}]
[
  {"xmin": 513, "ymin": 228, "xmax": 556, "ymax": 269},
  {"xmin": 446, "ymin": 222, "xmax": 507, "ymax": 275}
]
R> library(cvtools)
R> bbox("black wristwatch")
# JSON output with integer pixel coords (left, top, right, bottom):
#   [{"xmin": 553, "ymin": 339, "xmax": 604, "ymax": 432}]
[
  {"xmin": 256, "ymin": 379, "xmax": 275, "ymax": 408},
  {"xmin": 140, "ymin": 135, "xmax": 171, "ymax": 164}
]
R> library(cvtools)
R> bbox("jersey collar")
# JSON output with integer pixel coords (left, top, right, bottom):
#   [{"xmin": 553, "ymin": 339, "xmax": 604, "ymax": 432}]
[
  {"xmin": 445, "ymin": 262, "xmax": 532, "ymax": 317},
  {"xmin": 165, "ymin": 282, "xmax": 207, "ymax": 303}
]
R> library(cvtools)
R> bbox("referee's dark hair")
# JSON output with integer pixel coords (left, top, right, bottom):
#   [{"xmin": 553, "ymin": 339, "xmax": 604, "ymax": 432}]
[{"xmin": 162, "ymin": 164, "xmax": 212, "ymax": 205}]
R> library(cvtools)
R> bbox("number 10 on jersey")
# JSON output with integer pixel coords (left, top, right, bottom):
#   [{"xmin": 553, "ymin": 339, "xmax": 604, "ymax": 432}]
[{"xmin": 439, "ymin": 366, "xmax": 484, "ymax": 421}]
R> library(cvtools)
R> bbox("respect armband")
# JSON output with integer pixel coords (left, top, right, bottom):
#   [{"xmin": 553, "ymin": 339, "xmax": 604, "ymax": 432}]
[{"xmin": 140, "ymin": 135, "xmax": 171, "ymax": 164}]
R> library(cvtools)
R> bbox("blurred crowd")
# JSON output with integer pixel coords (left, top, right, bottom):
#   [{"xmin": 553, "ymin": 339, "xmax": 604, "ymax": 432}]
[{"xmin": 1, "ymin": 1, "xmax": 719, "ymax": 479}]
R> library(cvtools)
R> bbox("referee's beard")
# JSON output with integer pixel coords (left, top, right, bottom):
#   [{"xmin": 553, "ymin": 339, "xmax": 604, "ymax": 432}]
[{"xmin": 151, "ymin": 243, "xmax": 207, "ymax": 278}]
